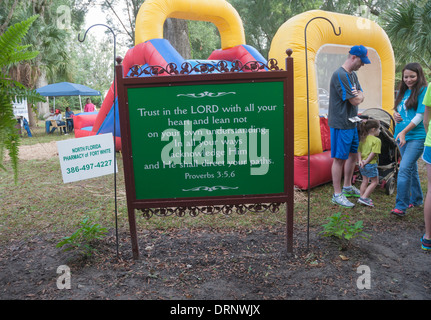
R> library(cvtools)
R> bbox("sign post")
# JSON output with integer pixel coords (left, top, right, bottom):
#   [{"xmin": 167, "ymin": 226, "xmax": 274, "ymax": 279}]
[{"xmin": 117, "ymin": 56, "xmax": 294, "ymax": 259}]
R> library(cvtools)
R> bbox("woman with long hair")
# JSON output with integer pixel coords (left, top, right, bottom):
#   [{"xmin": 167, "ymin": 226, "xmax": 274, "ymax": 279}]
[{"xmin": 391, "ymin": 63, "xmax": 428, "ymax": 217}]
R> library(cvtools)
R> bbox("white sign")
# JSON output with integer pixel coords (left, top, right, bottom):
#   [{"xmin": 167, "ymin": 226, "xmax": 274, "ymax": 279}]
[
  {"xmin": 57, "ymin": 133, "xmax": 118, "ymax": 183},
  {"xmin": 13, "ymin": 99, "xmax": 29, "ymax": 120}
]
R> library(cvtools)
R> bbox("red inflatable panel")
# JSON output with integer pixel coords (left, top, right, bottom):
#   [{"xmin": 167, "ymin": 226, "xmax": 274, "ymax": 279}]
[
  {"xmin": 320, "ymin": 117, "xmax": 331, "ymax": 151},
  {"xmin": 294, "ymin": 151, "xmax": 333, "ymax": 190},
  {"xmin": 73, "ymin": 113, "xmax": 98, "ymax": 132},
  {"xmin": 74, "ymin": 112, "xmax": 122, "ymax": 150},
  {"xmin": 208, "ymin": 45, "xmax": 265, "ymax": 71},
  {"xmin": 75, "ymin": 128, "xmax": 95, "ymax": 138},
  {"xmin": 93, "ymin": 41, "xmax": 169, "ymax": 134},
  {"xmin": 209, "ymin": 45, "xmax": 253, "ymax": 62},
  {"xmin": 92, "ymin": 84, "xmax": 114, "ymax": 133}
]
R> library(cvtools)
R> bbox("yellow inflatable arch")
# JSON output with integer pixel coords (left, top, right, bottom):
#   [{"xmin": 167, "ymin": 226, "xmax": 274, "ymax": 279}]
[
  {"xmin": 269, "ymin": 10, "xmax": 395, "ymax": 156},
  {"xmin": 135, "ymin": 0, "xmax": 245, "ymax": 49}
]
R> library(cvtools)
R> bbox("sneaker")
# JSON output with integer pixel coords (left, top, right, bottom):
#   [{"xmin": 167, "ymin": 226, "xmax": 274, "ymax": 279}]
[
  {"xmin": 358, "ymin": 197, "xmax": 374, "ymax": 207},
  {"xmin": 391, "ymin": 208, "xmax": 406, "ymax": 217},
  {"xmin": 332, "ymin": 193, "xmax": 355, "ymax": 208},
  {"xmin": 342, "ymin": 186, "xmax": 360, "ymax": 198},
  {"xmin": 421, "ymin": 235, "xmax": 431, "ymax": 251}
]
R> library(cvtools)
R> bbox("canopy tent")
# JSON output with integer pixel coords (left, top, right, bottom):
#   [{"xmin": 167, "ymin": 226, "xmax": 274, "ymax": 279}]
[{"xmin": 36, "ymin": 82, "xmax": 101, "ymax": 112}]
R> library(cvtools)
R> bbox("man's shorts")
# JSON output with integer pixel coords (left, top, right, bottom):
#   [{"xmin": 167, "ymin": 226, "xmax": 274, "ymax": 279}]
[
  {"xmin": 359, "ymin": 163, "xmax": 378, "ymax": 178},
  {"xmin": 422, "ymin": 146, "xmax": 431, "ymax": 164},
  {"xmin": 330, "ymin": 127, "xmax": 359, "ymax": 160}
]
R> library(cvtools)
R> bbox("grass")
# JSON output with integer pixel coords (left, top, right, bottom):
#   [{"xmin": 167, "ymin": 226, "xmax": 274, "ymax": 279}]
[
  {"xmin": 0, "ymin": 139, "xmax": 289, "ymax": 246},
  {"xmin": 18, "ymin": 119, "xmax": 72, "ymax": 146},
  {"xmin": 0, "ymin": 154, "xmax": 290, "ymax": 244},
  {"xmin": 0, "ymin": 128, "xmax": 427, "ymax": 249}
]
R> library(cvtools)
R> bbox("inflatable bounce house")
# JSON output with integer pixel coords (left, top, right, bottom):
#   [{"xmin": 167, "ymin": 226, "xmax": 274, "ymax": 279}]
[
  {"xmin": 74, "ymin": 0, "xmax": 267, "ymax": 150},
  {"xmin": 269, "ymin": 10, "xmax": 395, "ymax": 189},
  {"xmin": 74, "ymin": 1, "xmax": 395, "ymax": 190}
]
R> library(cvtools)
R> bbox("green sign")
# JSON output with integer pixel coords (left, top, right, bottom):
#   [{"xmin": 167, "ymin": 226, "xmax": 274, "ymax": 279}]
[{"xmin": 126, "ymin": 81, "xmax": 285, "ymax": 200}]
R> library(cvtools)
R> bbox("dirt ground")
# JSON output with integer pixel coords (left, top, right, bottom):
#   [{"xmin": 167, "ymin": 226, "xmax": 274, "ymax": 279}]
[
  {"xmin": 4, "ymin": 140, "xmax": 60, "ymax": 161},
  {"xmin": 1, "ymin": 142, "xmax": 431, "ymax": 302},
  {"xmin": 1, "ymin": 224, "xmax": 430, "ymax": 301}
]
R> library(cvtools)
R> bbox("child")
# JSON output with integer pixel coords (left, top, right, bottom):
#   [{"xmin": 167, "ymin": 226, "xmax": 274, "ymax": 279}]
[{"xmin": 357, "ymin": 119, "xmax": 381, "ymax": 207}]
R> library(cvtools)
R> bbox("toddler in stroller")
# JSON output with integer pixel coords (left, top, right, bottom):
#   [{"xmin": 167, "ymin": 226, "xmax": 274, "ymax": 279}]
[{"xmin": 355, "ymin": 108, "xmax": 400, "ymax": 196}]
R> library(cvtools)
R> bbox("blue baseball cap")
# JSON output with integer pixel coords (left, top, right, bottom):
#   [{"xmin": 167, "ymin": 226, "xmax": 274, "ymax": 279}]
[{"xmin": 349, "ymin": 45, "xmax": 371, "ymax": 64}]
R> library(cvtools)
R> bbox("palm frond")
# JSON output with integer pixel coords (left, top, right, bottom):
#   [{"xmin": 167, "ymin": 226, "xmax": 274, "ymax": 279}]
[{"xmin": 382, "ymin": 2, "xmax": 431, "ymax": 74}]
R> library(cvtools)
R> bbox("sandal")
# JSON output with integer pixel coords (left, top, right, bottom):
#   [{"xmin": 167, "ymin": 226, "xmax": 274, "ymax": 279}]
[{"xmin": 391, "ymin": 208, "xmax": 406, "ymax": 217}]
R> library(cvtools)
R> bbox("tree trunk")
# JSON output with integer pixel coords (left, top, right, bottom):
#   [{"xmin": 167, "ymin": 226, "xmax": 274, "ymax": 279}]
[
  {"xmin": 27, "ymin": 103, "xmax": 38, "ymax": 127},
  {"xmin": 35, "ymin": 69, "xmax": 49, "ymax": 122},
  {"xmin": 163, "ymin": 18, "xmax": 191, "ymax": 59}
]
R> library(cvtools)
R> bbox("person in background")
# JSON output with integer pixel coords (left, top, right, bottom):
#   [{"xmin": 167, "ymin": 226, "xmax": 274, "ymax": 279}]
[
  {"xmin": 420, "ymin": 83, "xmax": 431, "ymax": 250},
  {"xmin": 328, "ymin": 45, "xmax": 370, "ymax": 208},
  {"xmin": 43, "ymin": 108, "xmax": 55, "ymax": 133},
  {"xmin": 43, "ymin": 108, "xmax": 55, "ymax": 120},
  {"xmin": 16, "ymin": 116, "xmax": 32, "ymax": 137},
  {"xmin": 50, "ymin": 109, "xmax": 67, "ymax": 134},
  {"xmin": 84, "ymin": 98, "xmax": 96, "ymax": 112},
  {"xmin": 65, "ymin": 107, "xmax": 74, "ymax": 132},
  {"xmin": 22, "ymin": 117, "xmax": 32, "ymax": 137},
  {"xmin": 391, "ymin": 63, "xmax": 428, "ymax": 217},
  {"xmin": 357, "ymin": 119, "xmax": 381, "ymax": 207}
]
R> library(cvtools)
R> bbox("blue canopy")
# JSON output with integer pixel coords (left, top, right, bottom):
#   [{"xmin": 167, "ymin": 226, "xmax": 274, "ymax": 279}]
[
  {"xmin": 36, "ymin": 82, "xmax": 101, "ymax": 97},
  {"xmin": 36, "ymin": 82, "xmax": 101, "ymax": 112}
]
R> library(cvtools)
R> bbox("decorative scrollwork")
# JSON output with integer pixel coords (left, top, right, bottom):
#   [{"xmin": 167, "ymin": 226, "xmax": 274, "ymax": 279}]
[
  {"xmin": 268, "ymin": 58, "xmax": 281, "ymax": 71},
  {"xmin": 138, "ymin": 203, "xmax": 282, "ymax": 219},
  {"xmin": 126, "ymin": 59, "xmax": 281, "ymax": 78}
]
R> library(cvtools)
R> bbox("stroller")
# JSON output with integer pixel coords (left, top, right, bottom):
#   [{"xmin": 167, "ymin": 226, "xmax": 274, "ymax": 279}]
[{"xmin": 353, "ymin": 108, "xmax": 400, "ymax": 195}]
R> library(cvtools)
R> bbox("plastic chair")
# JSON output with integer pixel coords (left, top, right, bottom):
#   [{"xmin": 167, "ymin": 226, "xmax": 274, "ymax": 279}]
[{"xmin": 50, "ymin": 120, "xmax": 67, "ymax": 134}]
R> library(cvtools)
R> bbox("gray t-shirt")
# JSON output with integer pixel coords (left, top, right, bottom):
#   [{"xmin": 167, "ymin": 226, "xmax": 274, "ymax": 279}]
[{"xmin": 328, "ymin": 67, "xmax": 362, "ymax": 129}]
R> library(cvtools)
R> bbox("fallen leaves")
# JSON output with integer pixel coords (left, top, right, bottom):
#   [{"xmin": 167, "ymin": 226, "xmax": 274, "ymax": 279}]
[{"xmin": 339, "ymin": 255, "xmax": 349, "ymax": 261}]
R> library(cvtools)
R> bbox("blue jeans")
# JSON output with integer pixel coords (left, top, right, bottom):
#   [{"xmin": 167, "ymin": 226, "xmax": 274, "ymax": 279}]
[{"xmin": 396, "ymin": 139, "xmax": 425, "ymax": 211}]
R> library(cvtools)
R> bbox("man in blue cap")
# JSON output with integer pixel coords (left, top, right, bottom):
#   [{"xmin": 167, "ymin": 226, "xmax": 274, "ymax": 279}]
[{"xmin": 328, "ymin": 45, "xmax": 371, "ymax": 208}]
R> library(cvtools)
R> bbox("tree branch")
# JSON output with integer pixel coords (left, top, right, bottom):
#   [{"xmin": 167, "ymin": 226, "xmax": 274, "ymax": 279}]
[
  {"xmin": 104, "ymin": 0, "xmax": 134, "ymax": 42},
  {"xmin": 362, "ymin": 0, "xmax": 381, "ymax": 16},
  {"xmin": 125, "ymin": 0, "xmax": 135, "ymax": 43},
  {"xmin": 0, "ymin": 0, "xmax": 19, "ymax": 34}
]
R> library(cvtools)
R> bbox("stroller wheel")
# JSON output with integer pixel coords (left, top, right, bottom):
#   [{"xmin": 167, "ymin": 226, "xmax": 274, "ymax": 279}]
[{"xmin": 385, "ymin": 177, "xmax": 396, "ymax": 195}]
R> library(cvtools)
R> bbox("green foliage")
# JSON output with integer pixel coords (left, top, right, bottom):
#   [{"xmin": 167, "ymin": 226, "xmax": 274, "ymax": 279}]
[
  {"xmin": 381, "ymin": 1, "xmax": 431, "ymax": 74},
  {"xmin": 229, "ymin": 0, "xmax": 323, "ymax": 58},
  {"xmin": 188, "ymin": 20, "xmax": 220, "ymax": 60},
  {"xmin": 56, "ymin": 217, "xmax": 108, "ymax": 257},
  {"xmin": 320, "ymin": 212, "xmax": 370, "ymax": 242},
  {"xmin": 0, "ymin": 15, "xmax": 45, "ymax": 182}
]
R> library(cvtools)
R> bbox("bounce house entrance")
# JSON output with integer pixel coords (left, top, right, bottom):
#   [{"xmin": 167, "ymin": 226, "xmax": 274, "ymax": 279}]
[
  {"xmin": 316, "ymin": 44, "xmax": 383, "ymax": 116},
  {"xmin": 269, "ymin": 10, "xmax": 394, "ymax": 189}
]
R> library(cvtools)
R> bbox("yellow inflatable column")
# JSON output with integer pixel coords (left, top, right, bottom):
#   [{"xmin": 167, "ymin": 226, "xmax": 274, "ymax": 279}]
[
  {"xmin": 269, "ymin": 10, "xmax": 395, "ymax": 157},
  {"xmin": 134, "ymin": 0, "xmax": 245, "ymax": 49}
]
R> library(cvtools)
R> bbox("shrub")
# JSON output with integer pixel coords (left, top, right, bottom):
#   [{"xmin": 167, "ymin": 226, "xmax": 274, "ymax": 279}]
[
  {"xmin": 320, "ymin": 212, "xmax": 370, "ymax": 247},
  {"xmin": 56, "ymin": 217, "xmax": 108, "ymax": 257}
]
